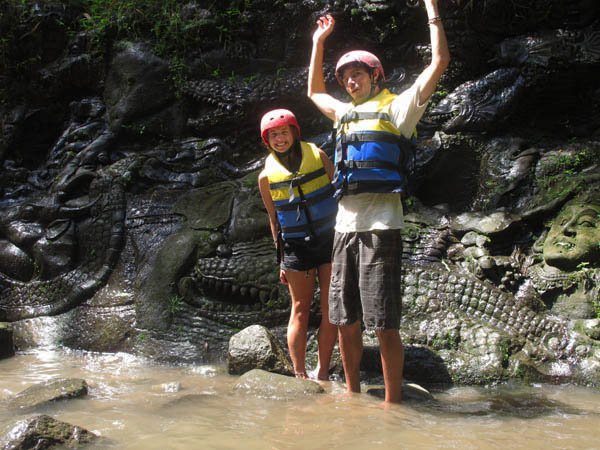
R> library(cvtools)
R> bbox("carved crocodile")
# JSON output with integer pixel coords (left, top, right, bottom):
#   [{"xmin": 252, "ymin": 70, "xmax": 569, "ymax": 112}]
[
  {"xmin": 0, "ymin": 172, "xmax": 125, "ymax": 320},
  {"xmin": 425, "ymin": 68, "xmax": 526, "ymax": 133},
  {"xmin": 426, "ymin": 25, "xmax": 600, "ymax": 134},
  {"xmin": 0, "ymin": 107, "xmax": 126, "ymax": 321}
]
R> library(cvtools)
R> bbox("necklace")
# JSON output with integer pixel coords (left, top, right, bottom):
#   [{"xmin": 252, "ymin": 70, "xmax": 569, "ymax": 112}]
[{"xmin": 527, "ymin": 263, "xmax": 599, "ymax": 294}]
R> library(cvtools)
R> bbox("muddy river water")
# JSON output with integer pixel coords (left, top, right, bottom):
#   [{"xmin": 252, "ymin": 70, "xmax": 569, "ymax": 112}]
[{"xmin": 1, "ymin": 348, "xmax": 599, "ymax": 449}]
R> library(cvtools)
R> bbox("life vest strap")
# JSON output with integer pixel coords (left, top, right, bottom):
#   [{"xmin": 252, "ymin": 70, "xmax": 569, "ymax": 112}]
[
  {"xmin": 339, "ymin": 111, "xmax": 392, "ymax": 124},
  {"xmin": 274, "ymin": 185, "xmax": 334, "ymax": 211},
  {"xmin": 338, "ymin": 132, "xmax": 402, "ymax": 145},
  {"xmin": 268, "ymin": 167, "xmax": 326, "ymax": 191},
  {"xmin": 335, "ymin": 133, "xmax": 414, "ymax": 172},
  {"xmin": 341, "ymin": 160, "xmax": 400, "ymax": 171},
  {"xmin": 344, "ymin": 180, "xmax": 405, "ymax": 195},
  {"xmin": 280, "ymin": 212, "xmax": 337, "ymax": 234}
]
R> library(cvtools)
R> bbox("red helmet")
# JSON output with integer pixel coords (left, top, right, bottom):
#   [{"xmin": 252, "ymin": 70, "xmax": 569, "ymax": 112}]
[
  {"xmin": 260, "ymin": 109, "xmax": 300, "ymax": 146},
  {"xmin": 335, "ymin": 50, "xmax": 385, "ymax": 86}
]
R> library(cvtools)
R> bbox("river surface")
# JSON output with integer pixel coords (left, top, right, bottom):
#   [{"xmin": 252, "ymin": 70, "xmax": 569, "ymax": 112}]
[{"xmin": 1, "ymin": 348, "xmax": 600, "ymax": 449}]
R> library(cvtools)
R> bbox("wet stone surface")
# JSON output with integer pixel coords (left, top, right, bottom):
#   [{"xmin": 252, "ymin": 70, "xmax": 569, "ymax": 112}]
[
  {"xmin": 233, "ymin": 369, "xmax": 324, "ymax": 400},
  {"xmin": 1, "ymin": 414, "xmax": 98, "ymax": 449},
  {"xmin": 3, "ymin": 378, "xmax": 88, "ymax": 413},
  {"xmin": 227, "ymin": 325, "xmax": 293, "ymax": 376}
]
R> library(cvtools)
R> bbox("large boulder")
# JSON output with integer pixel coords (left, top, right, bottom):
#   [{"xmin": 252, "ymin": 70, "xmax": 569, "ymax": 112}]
[
  {"xmin": 0, "ymin": 322, "xmax": 14, "ymax": 359},
  {"xmin": 227, "ymin": 325, "xmax": 293, "ymax": 376},
  {"xmin": 4, "ymin": 378, "xmax": 88, "ymax": 412},
  {"xmin": 233, "ymin": 369, "xmax": 324, "ymax": 400},
  {"xmin": 1, "ymin": 414, "xmax": 98, "ymax": 449}
]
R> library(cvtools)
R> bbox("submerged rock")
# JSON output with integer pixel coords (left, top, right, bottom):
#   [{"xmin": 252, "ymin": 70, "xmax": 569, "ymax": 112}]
[
  {"xmin": 1, "ymin": 414, "xmax": 98, "ymax": 449},
  {"xmin": 159, "ymin": 393, "xmax": 216, "ymax": 410},
  {"xmin": 4, "ymin": 378, "xmax": 88, "ymax": 412},
  {"xmin": 0, "ymin": 322, "xmax": 15, "ymax": 359},
  {"xmin": 227, "ymin": 325, "xmax": 293, "ymax": 376},
  {"xmin": 366, "ymin": 382, "xmax": 435, "ymax": 402},
  {"xmin": 233, "ymin": 369, "xmax": 324, "ymax": 400},
  {"xmin": 152, "ymin": 381, "xmax": 181, "ymax": 393}
]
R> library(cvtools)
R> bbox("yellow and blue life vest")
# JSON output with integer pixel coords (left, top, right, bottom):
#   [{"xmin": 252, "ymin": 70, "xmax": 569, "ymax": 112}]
[
  {"xmin": 334, "ymin": 88, "xmax": 414, "ymax": 198},
  {"xmin": 265, "ymin": 141, "xmax": 337, "ymax": 241}
]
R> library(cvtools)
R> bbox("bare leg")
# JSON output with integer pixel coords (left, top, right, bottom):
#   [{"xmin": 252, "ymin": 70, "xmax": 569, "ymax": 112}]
[
  {"xmin": 315, "ymin": 263, "xmax": 337, "ymax": 380},
  {"xmin": 376, "ymin": 329, "xmax": 404, "ymax": 403},
  {"xmin": 284, "ymin": 269, "xmax": 316, "ymax": 378},
  {"xmin": 338, "ymin": 320, "xmax": 362, "ymax": 393}
]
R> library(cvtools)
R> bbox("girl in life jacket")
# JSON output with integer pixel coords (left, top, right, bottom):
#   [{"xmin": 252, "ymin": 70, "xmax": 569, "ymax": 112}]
[{"xmin": 257, "ymin": 108, "xmax": 338, "ymax": 380}]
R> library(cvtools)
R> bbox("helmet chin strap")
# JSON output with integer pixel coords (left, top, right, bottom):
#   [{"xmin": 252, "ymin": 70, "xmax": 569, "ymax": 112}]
[
  {"xmin": 274, "ymin": 140, "xmax": 301, "ymax": 173},
  {"xmin": 369, "ymin": 83, "xmax": 376, "ymax": 98},
  {"xmin": 368, "ymin": 70, "xmax": 378, "ymax": 98},
  {"xmin": 273, "ymin": 146, "xmax": 293, "ymax": 157},
  {"xmin": 350, "ymin": 67, "xmax": 379, "ymax": 104}
]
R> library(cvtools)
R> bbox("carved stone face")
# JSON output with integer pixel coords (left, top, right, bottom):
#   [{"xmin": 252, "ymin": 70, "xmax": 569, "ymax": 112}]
[{"xmin": 543, "ymin": 203, "xmax": 600, "ymax": 270}]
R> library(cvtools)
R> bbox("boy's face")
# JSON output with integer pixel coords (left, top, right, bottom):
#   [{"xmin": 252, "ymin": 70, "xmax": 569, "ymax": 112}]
[
  {"xmin": 341, "ymin": 64, "xmax": 377, "ymax": 103},
  {"xmin": 267, "ymin": 124, "xmax": 294, "ymax": 153}
]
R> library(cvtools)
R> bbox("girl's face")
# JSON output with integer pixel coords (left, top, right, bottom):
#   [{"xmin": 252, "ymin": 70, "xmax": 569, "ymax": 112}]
[{"xmin": 267, "ymin": 124, "xmax": 294, "ymax": 153}]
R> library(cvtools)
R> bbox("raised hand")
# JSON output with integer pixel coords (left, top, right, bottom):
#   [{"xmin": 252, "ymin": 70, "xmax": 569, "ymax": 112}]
[{"xmin": 313, "ymin": 14, "xmax": 335, "ymax": 44}]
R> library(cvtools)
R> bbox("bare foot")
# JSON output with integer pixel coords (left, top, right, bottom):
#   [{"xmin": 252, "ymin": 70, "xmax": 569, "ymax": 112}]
[
  {"xmin": 341, "ymin": 391, "xmax": 355, "ymax": 397},
  {"xmin": 368, "ymin": 400, "xmax": 403, "ymax": 411},
  {"xmin": 294, "ymin": 371, "xmax": 309, "ymax": 379},
  {"xmin": 315, "ymin": 366, "xmax": 330, "ymax": 381}
]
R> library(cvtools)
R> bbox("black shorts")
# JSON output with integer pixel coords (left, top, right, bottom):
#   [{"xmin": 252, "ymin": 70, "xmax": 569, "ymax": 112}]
[
  {"xmin": 280, "ymin": 230, "xmax": 334, "ymax": 271},
  {"xmin": 328, "ymin": 229, "xmax": 403, "ymax": 330}
]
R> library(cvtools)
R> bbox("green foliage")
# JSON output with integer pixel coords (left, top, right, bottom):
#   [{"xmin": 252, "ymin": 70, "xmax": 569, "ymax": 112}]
[
  {"xmin": 76, "ymin": 0, "xmax": 252, "ymax": 58},
  {"xmin": 433, "ymin": 83, "xmax": 448, "ymax": 101},
  {"xmin": 499, "ymin": 338, "xmax": 510, "ymax": 363},
  {"xmin": 265, "ymin": 298, "xmax": 279, "ymax": 308},
  {"xmin": 242, "ymin": 175, "xmax": 257, "ymax": 189},
  {"xmin": 215, "ymin": 6, "xmax": 249, "ymax": 49},
  {"xmin": 550, "ymin": 149, "xmax": 597, "ymax": 178},
  {"xmin": 430, "ymin": 331, "xmax": 459, "ymax": 350},
  {"xmin": 404, "ymin": 196, "xmax": 416, "ymax": 208},
  {"xmin": 534, "ymin": 148, "xmax": 598, "ymax": 202},
  {"xmin": 79, "ymin": 0, "xmax": 200, "ymax": 57},
  {"xmin": 576, "ymin": 261, "xmax": 589, "ymax": 271},
  {"xmin": 593, "ymin": 297, "xmax": 600, "ymax": 320},
  {"xmin": 1, "ymin": 0, "xmax": 257, "ymax": 101},
  {"xmin": 195, "ymin": 230, "xmax": 211, "ymax": 242},
  {"xmin": 243, "ymin": 74, "xmax": 256, "ymax": 86},
  {"xmin": 168, "ymin": 294, "xmax": 183, "ymax": 317},
  {"xmin": 169, "ymin": 56, "xmax": 190, "ymax": 99},
  {"xmin": 0, "ymin": 1, "xmax": 66, "ymax": 101}
]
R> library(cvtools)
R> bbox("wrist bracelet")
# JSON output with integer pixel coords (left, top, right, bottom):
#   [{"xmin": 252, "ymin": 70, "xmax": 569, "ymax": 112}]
[{"xmin": 428, "ymin": 16, "xmax": 442, "ymax": 25}]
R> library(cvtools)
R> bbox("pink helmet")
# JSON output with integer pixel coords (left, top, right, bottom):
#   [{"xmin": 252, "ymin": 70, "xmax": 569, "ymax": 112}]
[
  {"xmin": 335, "ymin": 50, "xmax": 385, "ymax": 86},
  {"xmin": 260, "ymin": 109, "xmax": 300, "ymax": 146}
]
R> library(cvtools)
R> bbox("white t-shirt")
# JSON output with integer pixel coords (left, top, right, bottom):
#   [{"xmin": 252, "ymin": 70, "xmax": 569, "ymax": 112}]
[{"xmin": 334, "ymin": 85, "xmax": 428, "ymax": 232}]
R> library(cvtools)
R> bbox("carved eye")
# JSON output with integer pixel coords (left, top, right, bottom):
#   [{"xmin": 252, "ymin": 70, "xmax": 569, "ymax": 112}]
[
  {"xmin": 577, "ymin": 218, "xmax": 595, "ymax": 227},
  {"xmin": 46, "ymin": 219, "xmax": 71, "ymax": 241},
  {"xmin": 20, "ymin": 205, "xmax": 36, "ymax": 222}
]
